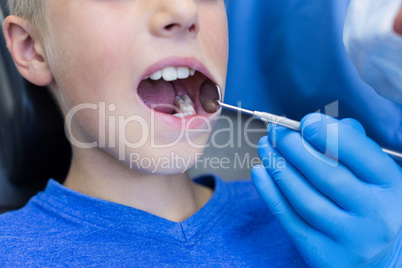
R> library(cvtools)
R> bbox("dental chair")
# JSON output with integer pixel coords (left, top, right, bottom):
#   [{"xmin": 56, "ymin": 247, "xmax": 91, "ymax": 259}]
[{"xmin": 0, "ymin": 1, "xmax": 71, "ymax": 214}]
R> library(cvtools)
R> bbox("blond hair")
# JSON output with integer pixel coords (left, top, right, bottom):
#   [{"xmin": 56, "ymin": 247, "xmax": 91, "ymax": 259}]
[{"xmin": 7, "ymin": 0, "xmax": 48, "ymax": 38}]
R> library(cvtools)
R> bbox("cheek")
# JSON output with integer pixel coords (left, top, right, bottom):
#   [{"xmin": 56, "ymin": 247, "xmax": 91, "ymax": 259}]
[
  {"xmin": 48, "ymin": 27, "xmax": 137, "ymax": 114},
  {"xmin": 200, "ymin": 9, "xmax": 229, "ymax": 70},
  {"xmin": 48, "ymin": 9, "xmax": 132, "ymax": 99}
]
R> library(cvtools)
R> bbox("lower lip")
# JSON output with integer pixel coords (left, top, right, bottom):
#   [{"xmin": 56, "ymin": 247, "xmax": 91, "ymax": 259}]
[{"xmin": 154, "ymin": 110, "xmax": 219, "ymax": 130}]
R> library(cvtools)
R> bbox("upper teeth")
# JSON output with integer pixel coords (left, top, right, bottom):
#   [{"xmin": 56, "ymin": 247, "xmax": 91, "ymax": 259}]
[{"xmin": 147, "ymin": 67, "xmax": 196, "ymax": 82}]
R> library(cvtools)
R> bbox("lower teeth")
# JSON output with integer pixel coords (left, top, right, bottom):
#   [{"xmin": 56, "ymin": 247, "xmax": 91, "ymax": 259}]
[
  {"xmin": 172, "ymin": 95, "xmax": 196, "ymax": 117},
  {"xmin": 172, "ymin": 112, "xmax": 194, "ymax": 118}
]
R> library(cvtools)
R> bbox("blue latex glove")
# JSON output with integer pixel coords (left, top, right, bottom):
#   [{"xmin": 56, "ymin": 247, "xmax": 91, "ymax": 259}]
[{"xmin": 252, "ymin": 113, "xmax": 402, "ymax": 267}]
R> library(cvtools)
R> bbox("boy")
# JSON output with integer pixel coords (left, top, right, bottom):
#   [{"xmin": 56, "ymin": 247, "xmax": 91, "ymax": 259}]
[
  {"xmin": 2, "ymin": 0, "xmax": 401, "ymax": 267},
  {"xmin": 0, "ymin": 0, "xmax": 306, "ymax": 266}
]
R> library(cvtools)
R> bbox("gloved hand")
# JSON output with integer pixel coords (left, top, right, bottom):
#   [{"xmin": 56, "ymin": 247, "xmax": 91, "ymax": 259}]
[{"xmin": 252, "ymin": 113, "xmax": 402, "ymax": 267}]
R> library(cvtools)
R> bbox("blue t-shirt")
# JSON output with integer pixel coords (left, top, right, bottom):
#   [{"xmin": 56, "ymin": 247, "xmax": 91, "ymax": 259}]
[{"xmin": 0, "ymin": 176, "xmax": 306, "ymax": 267}]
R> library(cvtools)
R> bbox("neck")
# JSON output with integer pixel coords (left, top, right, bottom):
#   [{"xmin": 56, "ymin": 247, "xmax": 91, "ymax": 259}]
[{"xmin": 63, "ymin": 147, "xmax": 212, "ymax": 222}]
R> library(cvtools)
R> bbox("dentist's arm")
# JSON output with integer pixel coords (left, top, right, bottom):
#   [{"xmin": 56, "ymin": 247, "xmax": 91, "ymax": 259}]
[{"xmin": 252, "ymin": 113, "xmax": 402, "ymax": 267}]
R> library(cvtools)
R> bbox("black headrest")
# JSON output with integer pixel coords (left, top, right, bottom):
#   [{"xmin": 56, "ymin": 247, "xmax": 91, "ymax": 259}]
[{"xmin": 0, "ymin": 1, "xmax": 71, "ymax": 187}]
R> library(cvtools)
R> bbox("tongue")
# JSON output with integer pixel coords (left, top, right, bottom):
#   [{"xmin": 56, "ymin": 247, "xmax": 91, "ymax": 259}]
[{"xmin": 137, "ymin": 80, "xmax": 176, "ymax": 114}]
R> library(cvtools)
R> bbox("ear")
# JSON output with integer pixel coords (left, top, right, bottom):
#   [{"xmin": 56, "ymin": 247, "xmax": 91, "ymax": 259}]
[
  {"xmin": 394, "ymin": 7, "xmax": 402, "ymax": 36},
  {"xmin": 2, "ymin": 15, "xmax": 53, "ymax": 86}
]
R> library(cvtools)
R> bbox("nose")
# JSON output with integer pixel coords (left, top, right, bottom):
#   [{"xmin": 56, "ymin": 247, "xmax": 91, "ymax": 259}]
[{"xmin": 149, "ymin": 0, "xmax": 200, "ymax": 39}]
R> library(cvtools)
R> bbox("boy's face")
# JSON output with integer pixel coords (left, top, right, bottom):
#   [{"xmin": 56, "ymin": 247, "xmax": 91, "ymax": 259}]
[{"xmin": 46, "ymin": 0, "xmax": 228, "ymax": 174}]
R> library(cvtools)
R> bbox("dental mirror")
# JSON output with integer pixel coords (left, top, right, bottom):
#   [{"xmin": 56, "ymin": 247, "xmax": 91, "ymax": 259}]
[
  {"xmin": 199, "ymin": 80, "xmax": 222, "ymax": 113},
  {"xmin": 199, "ymin": 81, "xmax": 402, "ymax": 160},
  {"xmin": 199, "ymin": 80, "xmax": 258, "ymax": 117},
  {"xmin": 199, "ymin": 80, "xmax": 301, "ymax": 131}
]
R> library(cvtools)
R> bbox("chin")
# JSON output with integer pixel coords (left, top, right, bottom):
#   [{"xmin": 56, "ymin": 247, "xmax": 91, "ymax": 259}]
[{"xmin": 124, "ymin": 148, "xmax": 204, "ymax": 176}]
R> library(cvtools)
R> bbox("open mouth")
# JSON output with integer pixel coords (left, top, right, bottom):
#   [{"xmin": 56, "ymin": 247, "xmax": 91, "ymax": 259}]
[{"xmin": 137, "ymin": 66, "xmax": 212, "ymax": 118}]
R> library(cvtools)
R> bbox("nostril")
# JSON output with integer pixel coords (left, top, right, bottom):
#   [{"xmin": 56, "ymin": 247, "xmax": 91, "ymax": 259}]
[
  {"xmin": 163, "ymin": 23, "xmax": 198, "ymax": 33},
  {"xmin": 164, "ymin": 24, "xmax": 176, "ymax": 31},
  {"xmin": 189, "ymin": 24, "xmax": 197, "ymax": 33}
]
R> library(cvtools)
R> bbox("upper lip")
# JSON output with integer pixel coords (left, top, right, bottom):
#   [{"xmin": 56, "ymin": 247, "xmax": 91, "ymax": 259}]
[{"xmin": 139, "ymin": 56, "xmax": 217, "ymax": 85}]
